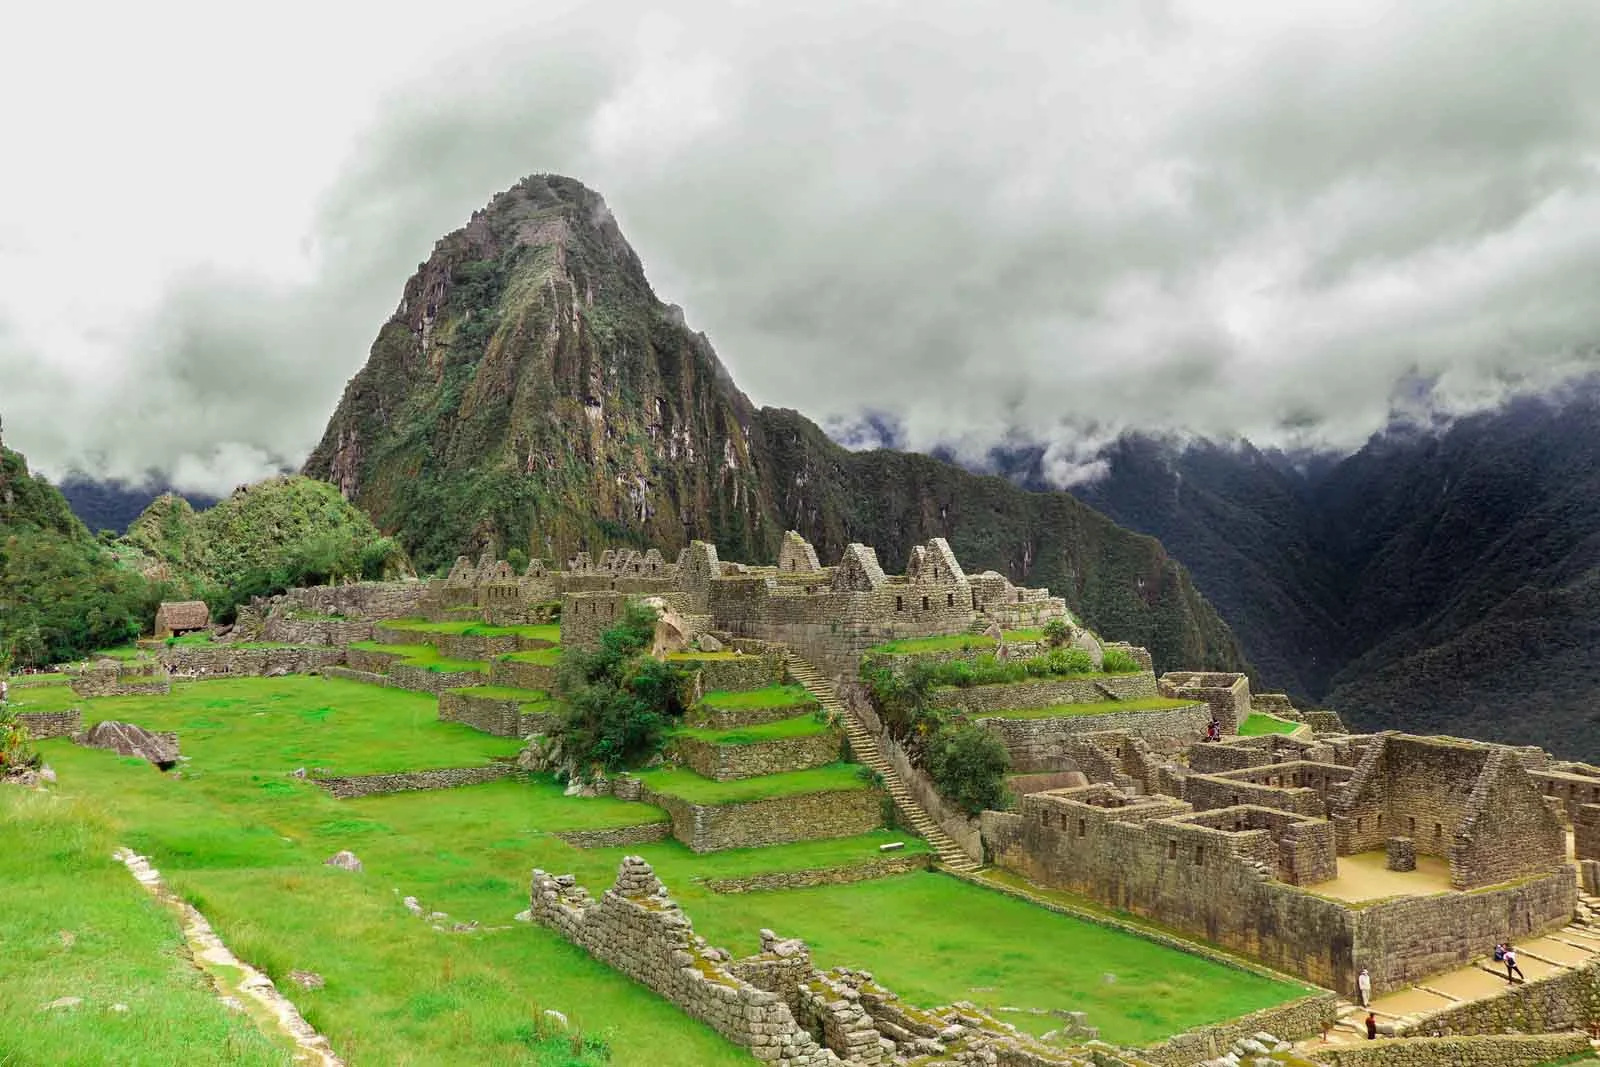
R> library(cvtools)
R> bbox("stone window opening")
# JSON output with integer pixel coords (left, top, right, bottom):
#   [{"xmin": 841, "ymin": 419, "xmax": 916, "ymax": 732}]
[
  {"xmin": 1356, "ymin": 817, "xmax": 1363, "ymax": 833},
  {"xmin": 1194, "ymin": 844, "xmax": 1204, "ymax": 866},
  {"xmin": 1016, "ymin": 590, "xmax": 1024, "ymax": 603},
  {"xmin": 1434, "ymin": 822, "xmax": 1443, "ymax": 839},
  {"xmin": 1077, "ymin": 818, "xmax": 1086, "ymax": 837},
  {"xmin": 946, "ymin": 592, "xmax": 954, "ymax": 608},
  {"xmin": 972, "ymin": 592, "xmax": 979, "ymax": 610},
  {"xmin": 921, "ymin": 595, "xmax": 930, "ymax": 611},
  {"xmin": 1408, "ymin": 816, "xmax": 1416, "ymax": 835},
  {"xmin": 1232, "ymin": 794, "xmax": 1241, "ymax": 806},
  {"xmin": 1376, "ymin": 813, "xmax": 1383, "ymax": 831},
  {"xmin": 895, "ymin": 596, "xmax": 903, "ymax": 612},
  {"xmin": 1168, "ymin": 840, "xmax": 1177, "ymax": 860}
]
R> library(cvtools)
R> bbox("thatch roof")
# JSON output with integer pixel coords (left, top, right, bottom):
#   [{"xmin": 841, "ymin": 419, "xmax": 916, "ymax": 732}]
[{"xmin": 156, "ymin": 600, "xmax": 210, "ymax": 631}]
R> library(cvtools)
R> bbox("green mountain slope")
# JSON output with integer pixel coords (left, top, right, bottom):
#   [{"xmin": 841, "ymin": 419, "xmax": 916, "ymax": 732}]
[
  {"xmin": 0, "ymin": 425, "xmax": 149, "ymax": 664},
  {"xmin": 304, "ymin": 175, "xmax": 1245, "ymax": 673}
]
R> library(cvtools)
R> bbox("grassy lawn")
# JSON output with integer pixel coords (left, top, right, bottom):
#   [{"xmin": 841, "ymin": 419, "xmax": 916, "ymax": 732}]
[
  {"xmin": 499, "ymin": 648, "xmax": 561, "ymax": 666},
  {"xmin": 6, "ymin": 680, "xmax": 83, "ymax": 713},
  {"xmin": 634, "ymin": 763, "xmax": 871, "ymax": 805},
  {"xmin": 28, "ymin": 676, "xmax": 520, "ymax": 777},
  {"xmin": 699, "ymin": 685, "xmax": 816, "ymax": 709},
  {"xmin": 1238, "ymin": 713, "xmax": 1300, "ymax": 736},
  {"xmin": 970, "ymin": 697, "xmax": 1200, "ymax": 721},
  {"xmin": 451, "ymin": 685, "xmax": 552, "ymax": 703},
  {"xmin": 673, "ymin": 714, "xmax": 832, "ymax": 746},
  {"xmin": 349, "ymin": 642, "xmax": 487, "ymax": 675},
  {"xmin": 867, "ymin": 634, "xmax": 997, "ymax": 655},
  {"xmin": 9, "ymin": 672, "xmax": 70, "ymax": 688},
  {"xmin": 381, "ymin": 620, "xmax": 561, "ymax": 644},
  {"xmin": 1002, "ymin": 628, "xmax": 1045, "ymax": 642},
  {"xmin": 18, "ymin": 675, "xmax": 1313, "ymax": 1057},
  {"xmin": 89, "ymin": 645, "xmax": 144, "ymax": 661},
  {"xmin": 0, "ymin": 790, "xmax": 291, "ymax": 1066}
]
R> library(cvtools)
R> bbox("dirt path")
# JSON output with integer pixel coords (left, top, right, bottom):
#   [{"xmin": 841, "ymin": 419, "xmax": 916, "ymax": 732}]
[{"xmin": 114, "ymin": 847, "xmax": 345, "ymax": 1066}]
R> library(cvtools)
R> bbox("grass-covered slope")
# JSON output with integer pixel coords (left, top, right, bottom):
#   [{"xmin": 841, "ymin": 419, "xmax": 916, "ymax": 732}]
[{"xmin": 302, "ymin": 175, "xmax": 1245, "ymax": 673}]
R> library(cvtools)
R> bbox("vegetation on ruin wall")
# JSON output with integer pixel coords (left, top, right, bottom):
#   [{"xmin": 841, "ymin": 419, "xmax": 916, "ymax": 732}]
[
  {"xmin": 299, "ymin": 175, "xmax": 1245, "ymax": 676},
  {"xmin": 0, "ymin": 791, "xmax": 290, "ymax": 1065},
  {"xmin": 0, "ymin": 443, "xmax": 153, "ymax": 665},
  {"xmin": 554, "ymin": 603, "xmax": 691, "ymax": 772},
  {"xmin": 862, "ymin": 661, "xmax": 1013, "ymax": 814},
  {"xmin": 120, "ymin": 476, "xmax": 409, "ymax": 624}
]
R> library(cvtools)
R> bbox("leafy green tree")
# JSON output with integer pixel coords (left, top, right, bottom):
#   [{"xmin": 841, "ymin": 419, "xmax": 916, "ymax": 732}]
[
  {"xmin": 554, "ymin": 604, "xmax": 689, "ymax": 773},
  {"xmin": 925, "ymin": 724, "xmax": 1011, "ymax": 815},
  {"xmin": 1042, "ymin": 618, "xmax": 1070, "ymax": 647}
]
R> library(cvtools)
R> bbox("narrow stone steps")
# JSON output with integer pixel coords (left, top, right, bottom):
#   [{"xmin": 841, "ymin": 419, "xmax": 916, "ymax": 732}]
[{"xmin": 786, "ymin": 653, "xmax": 981, "ymax": 873}]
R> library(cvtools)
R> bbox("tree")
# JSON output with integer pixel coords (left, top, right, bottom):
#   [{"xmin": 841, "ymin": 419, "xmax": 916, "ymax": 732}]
[
  {"xmin": 554, "ymin": 604, "xmax": 689, "ymax": 774},
  {"xmin": 925, "ymin": 724, "xmax": 1010, "ymax": 816}
]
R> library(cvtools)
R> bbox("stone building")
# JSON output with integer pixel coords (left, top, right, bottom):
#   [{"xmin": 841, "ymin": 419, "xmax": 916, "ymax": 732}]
[{"xmin": 154, "ymin": 600, "xmax": 210, "ymax": 639}]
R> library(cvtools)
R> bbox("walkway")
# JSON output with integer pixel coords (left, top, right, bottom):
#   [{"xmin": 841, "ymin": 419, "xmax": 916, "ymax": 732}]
[{"xmin": 783, "ymin": 653, "xmax": 981, "ymax": 873}]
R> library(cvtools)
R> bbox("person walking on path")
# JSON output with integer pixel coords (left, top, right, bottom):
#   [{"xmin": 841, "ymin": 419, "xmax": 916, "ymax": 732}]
[
  {"xmin": 1504, "ymin": 944, "xmax": 1525, "ymax": 983},
  {"xmin": 1365, "ymin": 1013, "xmax": 1377, "ymax": 1040},
  {"xmin": 1357, "ymin": 967, "xmax": 1372, "ymax": 1007}
]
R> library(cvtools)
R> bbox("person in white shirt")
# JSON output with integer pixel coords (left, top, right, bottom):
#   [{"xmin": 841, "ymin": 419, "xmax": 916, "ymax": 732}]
[{"xmin": 1357, "ymin": 967, "xmax": 1372, "ymax": 1007}]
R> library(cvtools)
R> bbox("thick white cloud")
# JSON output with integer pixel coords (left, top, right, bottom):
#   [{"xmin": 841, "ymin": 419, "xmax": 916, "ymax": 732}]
[{"xmin": 2, "ymin": 0, "xmax": 1598, "ymax": 492}]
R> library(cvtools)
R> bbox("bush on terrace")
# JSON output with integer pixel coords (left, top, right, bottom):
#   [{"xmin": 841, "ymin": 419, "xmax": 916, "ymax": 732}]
[{"xmin": 555, "ymin": 603, "xmax": 690, "ymax": 773}]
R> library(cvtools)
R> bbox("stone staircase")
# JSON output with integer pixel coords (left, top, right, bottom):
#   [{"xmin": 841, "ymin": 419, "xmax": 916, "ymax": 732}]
[{"xmin": 784, "ymin": 653, "xmax": 981, "ymax": 873}]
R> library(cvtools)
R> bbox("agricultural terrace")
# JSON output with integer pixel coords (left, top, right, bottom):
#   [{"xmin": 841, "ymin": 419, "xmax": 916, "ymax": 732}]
[{"xmin": 3, "ymin": 674, "xmax": 1312, "ymax": 1061}]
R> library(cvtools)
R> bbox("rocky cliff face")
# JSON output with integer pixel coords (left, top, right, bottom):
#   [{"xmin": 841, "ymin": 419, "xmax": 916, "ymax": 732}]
[{"xmin": 305, "ymin": 175, "xmax": 1245, "ymax": 673}]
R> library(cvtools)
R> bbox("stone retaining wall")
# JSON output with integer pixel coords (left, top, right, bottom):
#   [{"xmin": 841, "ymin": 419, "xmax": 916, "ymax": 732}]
[
  {"xmin": 677, "ymin": 654, "xmax": 786, "ymax": 693},
  {"xmin": 437, "ymin": 691, "xmax": 556, "ymax": 738},
  {"xmin": 159, "ymin": 645, "xmax": 345, "ymax": 677},
  {"xmin": 489, "ymin": 658, "xmax": 557, "ymax": 691},
  {"xmin": 641, "ymin": 785, "xmax": 884, "ymax": 852},
  {"xmin": 385, "ymin": 663, "xmax": 485, "ymax": 695},
  {"xmin": 685, "ymin": 694, "xmax": 820, "ymax": 730},
  {"xmin": 934, "ymin": 672, "xmax": 1158, "ymax": 716},
  {"xmin": 1308, "ymin": 1032, "xmax": 1591, "ymax": 1067},
  {"xmin": 346, "ymin": 648, "xmax": 403, "ymax": 674},
  {"xmin": 319, "ymin": 666, "xmax": 390, "ymax": 687},
  {"xmin": 313, "ymin": 764, "xmax": 518, "ymax": 799},
  {"xmin": 1142, "ymin": 993, "xmax": 1339, "ymax": 1066},
  {"xmin": 553, "ymin": 822, "xmax": 673, "ymax": 848},
  {"xmin": 14, "ymin": 709, "xmax": 82, "ymax": 739},
  {"xmin": 262, "ymin": 617, "xmax": 374, "ymax": 647},
  {"xmin": 972, "ymin": 702, "xmax": 1208, "ymax": 766},
  {"xmin": 704, "ymin": 853, "xmax": 931, "ymax": 893},
  {"xmin": 1396, "ymin": 955, "xmax": 1600, "ymax": 1037},
  {"xmin": 669, "ymin": 730, "xmax": 841, "ymax": 781}
]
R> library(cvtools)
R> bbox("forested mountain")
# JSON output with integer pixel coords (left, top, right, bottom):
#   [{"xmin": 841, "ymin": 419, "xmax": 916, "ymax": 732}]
[
  {"xmin": 1050, "ymin": 395, "xmax": 1600, "ymax": 758},
  {"xmin": 303, "ymin": 175, "xmax": 1245, "ymax": 674},
  {"xmin": 56, "ymin": 475, "xmax": 217, "ymax": 536}
]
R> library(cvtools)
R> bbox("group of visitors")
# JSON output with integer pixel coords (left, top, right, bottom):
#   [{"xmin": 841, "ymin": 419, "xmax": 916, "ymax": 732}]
[
  {"xmin": 1202, "ymin": 718, "xmax": 1221, "ymax": 742},
  {"xmin": 1341, "ymin": 941, "xmax": 1529, "ymax": 1043}
]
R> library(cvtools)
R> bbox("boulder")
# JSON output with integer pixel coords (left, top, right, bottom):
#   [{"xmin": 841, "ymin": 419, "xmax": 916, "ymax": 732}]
[
  {"xmin": 695, "ymin": 633, "xmax": 724, "ymax": 653},
  {"xmin": 288, "ymin": 970, "xmax": 324, "ymax": 990},
  {"xmin": 324, "ymin": 850, "xmax": 363, "ymax": 873},
  {"xmin": 1071, "ymin": 629, "xmax": 1104, "ymax": 669},
  {"xmin": 77, "ymin": 722, "xmax": 180, "ymax": 769}
]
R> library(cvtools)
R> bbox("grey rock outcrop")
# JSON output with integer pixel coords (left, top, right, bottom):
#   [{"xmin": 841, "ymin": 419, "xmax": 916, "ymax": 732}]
[{"xmin": 76, "ymin": 721, "xmax": 180, "ymax": 769}]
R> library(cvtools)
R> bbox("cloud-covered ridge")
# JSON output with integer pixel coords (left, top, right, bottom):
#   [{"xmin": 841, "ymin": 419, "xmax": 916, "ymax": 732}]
[{"xmin": 3, "ymin": 0, "xmax": 1599, "ymax": 491}]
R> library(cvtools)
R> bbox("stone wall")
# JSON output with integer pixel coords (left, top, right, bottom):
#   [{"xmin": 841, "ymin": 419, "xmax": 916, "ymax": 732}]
[
  {"xmin": 68, "ymin": 661, "xmax": 171, "ymax": 698},
  {"xmin": 313, "ymin": 764, "xmax": 518, "ymax": 798},
  {"xmin": 935, "ymin": 673, "xmax": 1158, "ymax": 717},
  {"xmin": 319, "ymin": 666, "xmax": 391, "ymax": 687},
  {"xmin": 1530, "ymin": 769, "xmax": 1600, "ymax": 822},
  {"xmin": 559, "ymin": 591, "xmax": 634, "ymax": 652},
  {"xmin": 385, "ymin": 663, "xmax": 485, "ymax": 695},
  {"xmin": 1577, "ymin": 803, "xmax": 1600, "ymax": 861},
  {"xmin": 159, "ymin": 645, "xmax": 345, "ymax": 677},
  {"xmin": 265, "ymin": 581, "xmax": 427, "ymax": 622},
  {"xmin": 14, "ymin": 709, "xmax": 82, "ymax": 739},
  {"xmin": 972, "ymin": 701, "xmax": 1207, "ymax": 769},
  {"xmin": 437, "ymin": 691, "xmax": 557, "ymax": 738},
  {"xmin": 345, "ymin": 647, "xmax": 403, "ymax": 674},
  {"xmin": 703, "ymin": 854, "xmax": 931, "ymax": 893},
  {"xmin": 685, "ymin": 692, "xmax": 820, "ymax": 730},
  {"xmin": 640, "ymin": 785, "xmax": 884, "ymax": 852},
  {"xmin": 488, "ymin": 658, "xmax": 557, "ymax": 691},
  {"xmin": 1308, "ymin": 1033, "xmax": 1591, "ymax": 1067},
  {"xmin": 1397, "ymin": 956, "xmax": 1600, "ymax": 1037},
  {"xmin": 669, "ymin": 731, "xmax": 841, "ymax": 781},
  {"xmin": 262, "ymin": 616, "xmax": 374, "ymax": 647},
  {"xmin": 527, "ymin": 859, "xmax": 835, "ymax": 1066},
  {"xmin": 1141, "ymin": 994, "xmax": 1339, "ymax": 1066},
  {"xmin": 553, "ymin": 823, "xmax": 672, "ymax": 848},
  {"xmin": 679, "ymin": 653, "xmax": 786, "ymax": 694},
  {"xmin": 1158, "ymin": 671, "xmax": 1252, "ymax": 733}
]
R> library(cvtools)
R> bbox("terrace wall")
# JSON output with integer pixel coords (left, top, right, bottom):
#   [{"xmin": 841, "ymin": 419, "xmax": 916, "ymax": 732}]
[
  {"xmin": 669, "ymin": 731, "xmax": 841, "ymax": 781},
  {"xmin": 1140, "ymin": 994, "xmax": 1339, "ymax": 1066},
  {"xmin": 972, "ymin": 701, "xmax": 1207, "ymax": 768},
  {"xmin": 934, "ymin": 673, "xmax": 1158, "ymax": 717},
  {"xmin": 488, "ymin": 659, "xmax": 557, "ymax": 691},
  {"xmin": 553, "ymin": 823, "xmax": 672, "ymax": 848},
  {"xmin": 680, "ymin": 654, "xmax": 786, "ymax": 694},
  {"xmin": 262, "ymin": 617, "xmax": 375, "ymax": 647},
  {"xmin": 685, "ymin": 694, "xmax": 819, "ymax": 730},
  {"xmin": 14, "ymin": 709, "xmax": 82, "ymax": 739},
  {"xmin": 436, "ymin": 691, "xmax": 556, "ymax": 738},
  {"xmin": 159, "ymin": 645, "xmax": 345, "ymax": 677},
  {"xmin": 702, "ymin": 854, "xmax": 931, "ymax": 893},
  {"xmin": 266, "ymin": 581, "xmax": 427, "ymax": 622},
  {"xmin": 640, "ymin": 785, "xmax": 884, "ymax": 852},
  {"xmin": 1309, "ymin": 1033, "xmax": 1591, "ymax": 1067},
  {"xmin": 385, "ymin": 663, "xmax": 484, "ymax": 695},
  {"xmin": 313, "ymin": 764, "xmax": 519, "ymax": 798}
]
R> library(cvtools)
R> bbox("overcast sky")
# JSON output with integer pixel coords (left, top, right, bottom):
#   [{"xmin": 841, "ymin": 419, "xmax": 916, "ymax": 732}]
[{"xmin": 3, "ymin": 0, "xmax": 1598, "ymax": 492}]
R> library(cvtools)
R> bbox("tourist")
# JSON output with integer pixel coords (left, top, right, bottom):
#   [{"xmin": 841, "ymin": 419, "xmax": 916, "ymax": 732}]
[
  {"xmin": 1205, "ymin": 719, "xmax": 1221, "ymax": 742},
  {"xmin": 1504, "ymin": 944, "xmax": 1525, "ymax": 983},
  {"xmin": 1356, "ymin": 967, "xmax": 1371, "ymax": 1007},
  {"xmin": 1364, "ymin": 1012, "xmax": 1377, "ymax": 1040}
]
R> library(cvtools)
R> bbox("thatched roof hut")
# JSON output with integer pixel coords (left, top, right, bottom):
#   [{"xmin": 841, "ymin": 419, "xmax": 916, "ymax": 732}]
[{"xmin": 154, "ymin": 600, "xmax": 210, "ymax": 638}]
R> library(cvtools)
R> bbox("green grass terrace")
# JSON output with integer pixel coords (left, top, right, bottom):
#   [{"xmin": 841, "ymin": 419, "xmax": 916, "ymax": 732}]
[
  {"xmin": 698, "ymin": 684, "xmax": 816, "ymax": 709},
  {"xmin": 633, "ymin": 763, "xmax": 871, "ymax": 805},
  {"xmin": 449, "ymin": 685, "xmax": 557, "ymax": 710},
  {"xmin": 497, "ymin": 647, "xmax": 561, "ymax": 666},
  {"xmin": 1237, "ymin": 712, "xmax": 1302, "ymax": 736},
  {"xmin": 673, "ymin": 713, "xmax": 833, "ymax": 746},
  {"xmin": 380, "ymin": 619, "xmax": 562, "ymax": 644},
  {"xmin": 967, "ymin": 696, "xmax": 1200, "ymax": 721},
  {"xmin": 348, "ymin": 641, "xmax": 487, "ymax": 674}
]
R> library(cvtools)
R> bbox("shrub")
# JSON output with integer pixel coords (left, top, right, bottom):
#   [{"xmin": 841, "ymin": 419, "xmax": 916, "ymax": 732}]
[
  {"xmin": 925, "ymin": 724, "xmax": 1010, "ymax": 815},
  {"xmin": 0, "ymin": 706, "xmax": 40, "ymax": 774},
  {"xmin": 1102, "ymin": 648, "xmax": 1140, "ymax": 674},
  {"xmin": 554, "ymin": 604, "xmax": 689, "ymax": 773},
  {"xmin": 1042, "ymin": 618, "xmax": 1070, "ymax": 647}
]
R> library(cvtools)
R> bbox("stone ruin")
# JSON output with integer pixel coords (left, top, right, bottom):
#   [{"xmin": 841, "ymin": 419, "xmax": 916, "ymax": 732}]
[{"xmin": 528, "ymin": 857, "xmax": 1134, "ymax": 1066}]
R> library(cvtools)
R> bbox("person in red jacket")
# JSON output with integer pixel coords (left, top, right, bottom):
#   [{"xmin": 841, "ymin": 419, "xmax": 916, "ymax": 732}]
[{"xmin": 1365, "ymin": 1013, "xmax": 1377, "ymax": 1040}]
